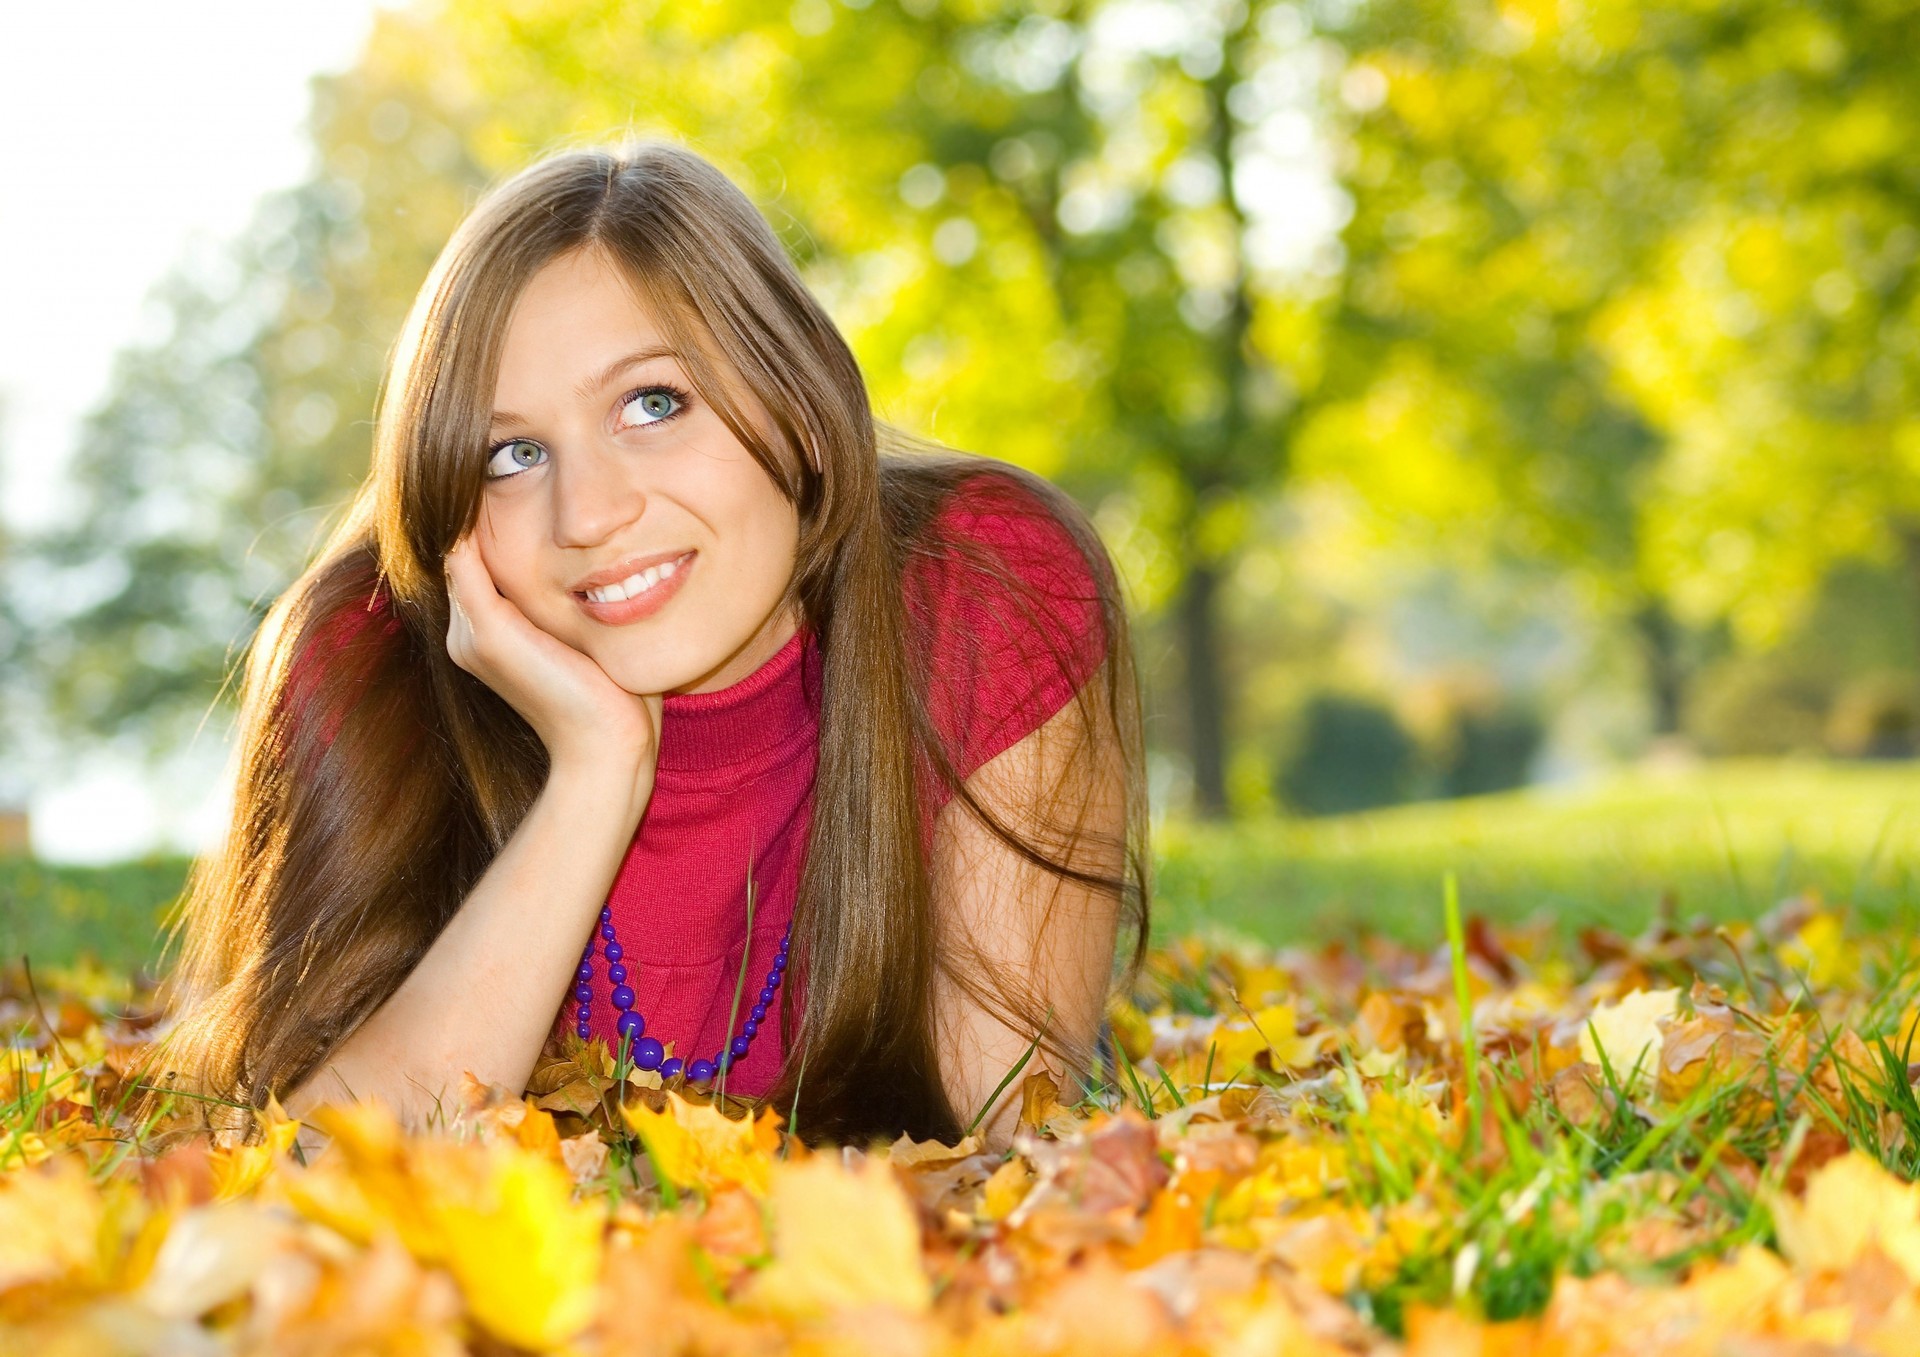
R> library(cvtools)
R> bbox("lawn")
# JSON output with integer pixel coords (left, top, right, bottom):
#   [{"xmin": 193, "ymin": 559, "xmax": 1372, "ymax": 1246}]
[{"xmin": 1151, "ymin": 757, "xmax": 1920, "ymax": 948}]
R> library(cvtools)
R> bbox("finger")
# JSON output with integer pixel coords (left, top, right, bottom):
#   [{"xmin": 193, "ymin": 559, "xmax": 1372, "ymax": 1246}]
[
  {"xmin": 444, "ymin": 537, "xmax": 497, "ymax": 627},
  {"xmin": 443, "ymin": 538, "xmax": 489, "ymax": 663}
]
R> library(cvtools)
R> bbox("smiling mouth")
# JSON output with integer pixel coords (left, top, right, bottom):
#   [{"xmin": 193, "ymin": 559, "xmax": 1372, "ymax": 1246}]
[{"xmin": 575, "ymin": 551, "xmax": 695, "ymax": 604}]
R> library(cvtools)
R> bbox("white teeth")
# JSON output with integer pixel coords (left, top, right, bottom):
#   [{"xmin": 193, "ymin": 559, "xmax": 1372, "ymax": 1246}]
[{"xmin": 584, "ymin": 555, "xmax": 686, "ymax": 604}]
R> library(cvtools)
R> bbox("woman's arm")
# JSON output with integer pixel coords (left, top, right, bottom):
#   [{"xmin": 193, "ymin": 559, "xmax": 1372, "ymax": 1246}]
[
  {"xmin": 281, "ymin": 755, "xmax": 653, "ymax": 1159},
  {"xmin": 929, "ymin": 684, "xmax": 1127, "ymax": 1152},
  {"xmin": 283, "ymin": 534, "xmax": 664, "ymax": 1162}
]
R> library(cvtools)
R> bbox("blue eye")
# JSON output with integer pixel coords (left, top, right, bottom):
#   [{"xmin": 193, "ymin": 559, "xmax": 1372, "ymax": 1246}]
[
  {"xmin": 485, "ymin": 438, "xmax": 547, "ymax": 481},
  {"xmin": 617, "ymin": 383, "xmax": 690, "ymax": 430}
]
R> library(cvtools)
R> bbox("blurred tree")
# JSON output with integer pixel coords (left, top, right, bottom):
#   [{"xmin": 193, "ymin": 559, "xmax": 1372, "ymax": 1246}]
[
  {"xmin": 1306, "ymin": 0, "xmax": 1722, "ymax": 740},
  {"xmin": 23, "ymin": 16, "xmax": 489, "ymax": 756},
  {"xmin": 25, "ymin": 0, "xmax": 1330, "ymax": 819},
  {"xmin": 1591, "ymin": 3, "xmax": 1920, "ymax": 672}
]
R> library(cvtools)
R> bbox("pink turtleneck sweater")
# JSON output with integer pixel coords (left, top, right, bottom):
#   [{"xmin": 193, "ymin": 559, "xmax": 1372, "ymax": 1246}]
[
  {"xmin": 562, "ymin": 471, "xmax": 1109, "ymax": 1098},
  {"xmin": 297, "ymin": 469, "xmax": 1108, "ymax": 1101}
]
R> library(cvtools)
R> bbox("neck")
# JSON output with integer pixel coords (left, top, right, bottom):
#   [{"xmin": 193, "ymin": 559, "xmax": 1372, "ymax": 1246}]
[{"xmin": 669, "ymin": 598, "xmax": 805, "ymax": 696}]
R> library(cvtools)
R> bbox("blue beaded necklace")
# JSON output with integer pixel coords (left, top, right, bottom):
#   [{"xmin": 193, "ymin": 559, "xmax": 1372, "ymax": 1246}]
[{"xmin": 574, "ymin": 902, "xmax": 791, "ymax": 1085}]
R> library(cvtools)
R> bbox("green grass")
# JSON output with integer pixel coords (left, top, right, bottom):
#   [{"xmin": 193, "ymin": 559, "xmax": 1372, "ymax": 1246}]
[
  {"xmin": 0, "ymin": 853, "xmax": 193, "ymax": 980},
  {"xmin": 7, "ymin": 759, "xmax": 1920, "ymax": 977},
  {"xmin": 1151, "ymin": 758, "xmax": 1920, "ymax": 948}
]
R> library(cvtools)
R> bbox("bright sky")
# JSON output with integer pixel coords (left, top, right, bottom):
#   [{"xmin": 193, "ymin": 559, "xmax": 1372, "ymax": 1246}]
[{"xmin": 2, "ymin": 2, "xmax": 389, "ymax": 861}]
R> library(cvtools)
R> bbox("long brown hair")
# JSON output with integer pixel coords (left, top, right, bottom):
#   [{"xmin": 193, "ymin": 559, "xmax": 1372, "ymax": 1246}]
[{"xmin": 137, "ymin": 139, "xmax": 1150, "ymax": 1148}]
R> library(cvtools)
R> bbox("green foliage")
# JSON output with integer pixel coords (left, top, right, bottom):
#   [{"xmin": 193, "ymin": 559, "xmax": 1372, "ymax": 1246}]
[
  {"xmin": 1274, "ymin": 690, "xmax": 1419, "ymax": 816},
  {"xmin": 21, "ymin": 0, "xmax": 1319, "ymax": 808}
]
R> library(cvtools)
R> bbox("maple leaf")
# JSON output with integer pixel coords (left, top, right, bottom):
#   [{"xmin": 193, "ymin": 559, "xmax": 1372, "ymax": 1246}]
[
  {"xmin": 430, "ymin": 1142, "xmax": 605, "ymax": 1350},
  {"xmin": 135, "ymin": 1199, "xmax": 300, "ymax": 1319},
  {"xmin": 739, "ymin": 1155, "xmax": 933, "ymax": 1319},
  {"xmin": 622, "ymin": 1091, "xmax": 784, "ymax": 1198}
]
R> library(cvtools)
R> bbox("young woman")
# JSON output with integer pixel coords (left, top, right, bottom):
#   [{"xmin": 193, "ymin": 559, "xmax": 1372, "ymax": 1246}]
[{"xmin": 140, "ymin": 139, "xmax": 1150, "ymax": 1155}]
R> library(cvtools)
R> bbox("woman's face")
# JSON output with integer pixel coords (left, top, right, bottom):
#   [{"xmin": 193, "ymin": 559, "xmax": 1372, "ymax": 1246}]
[{"xmin": 474, "ymin": 243, "xmax": 803, "ymax": 697}]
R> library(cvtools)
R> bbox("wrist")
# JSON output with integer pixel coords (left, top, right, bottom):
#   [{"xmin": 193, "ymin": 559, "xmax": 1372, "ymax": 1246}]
[{"xmin": 544, "ymin": 754, "xmax": 656, "ymax": 826}]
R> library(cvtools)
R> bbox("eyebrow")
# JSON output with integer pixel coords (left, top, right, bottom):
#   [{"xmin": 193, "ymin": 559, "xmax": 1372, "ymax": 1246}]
[{"xmin": 490, "ymin": 344, "xmax": 680, "ymax": 430}]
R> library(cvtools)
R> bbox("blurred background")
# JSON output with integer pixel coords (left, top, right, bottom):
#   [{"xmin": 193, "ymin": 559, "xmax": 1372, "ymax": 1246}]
[{"xmin": 4, "ymin": 0, "xmax": 1918, "ymax": 973}]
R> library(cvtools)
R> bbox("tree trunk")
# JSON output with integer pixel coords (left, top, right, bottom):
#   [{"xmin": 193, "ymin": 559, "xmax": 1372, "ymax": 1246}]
[
  {"xmin": 1631, "ymin": 600, "xmax": 1687, "ymax": 738},
  {"xmin": 1178, "ymin": 556, "xmax": 1230, "ymax": 819},
  {"xmin": 1896, "ymin": 520, "xmax": 1920, "ymax": 712}
]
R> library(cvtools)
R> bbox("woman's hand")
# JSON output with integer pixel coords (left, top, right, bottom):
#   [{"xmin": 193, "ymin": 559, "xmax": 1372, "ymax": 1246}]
[{"xmin": 443, "ymin": 534, "xmax": 664, "ymax": 789}]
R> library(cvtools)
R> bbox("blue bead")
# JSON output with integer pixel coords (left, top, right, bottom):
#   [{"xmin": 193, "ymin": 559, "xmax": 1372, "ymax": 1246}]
[
  {"xmin": 716, "ymin": 1053, "xmax": 734, "ymax": 1073},
  {"xmin": 743, "ymin": 1019, "xmax": 759, "ymax": 1038},
  {"xmin": 633, "ymin": 1037, "xmax": 664, "ymax": 1071},
  {"xmin": 576, "ymin": 1018, "xmax": 592, "ymax": 1037},
  {"xmin": 600, "ymin": 923, "xmax": 615, "ymax": 940},
  {"xmin": 611, "ymin": 985, "xmax": 635, "ymax": 1010},
  {"xmin": 730, "ymin": 1035, "xmax": 750, "ymax": 1058},
  {"xmin": 608, "ymin": 963, "xmax": 628, "ymax": 985},
  {"xmin": 617, "ymin": 1011, "xmax": 645, "ymax": 1040},
  {"xmin": 765, "ymin": 970, "xmax": 782, "ymax": 989},
  {"xmin": 600, "ymin": 905, "xmax": 612, "ymax": 920},
  {"xmin": 577, "ymin": 962, "xmax": 593, "ymax": 982},
  {"xmin": 606, "ymin": 941, "xmax": 623, "ymax": 963},
  {"xmin": 751, "ymin": 1003, "xmax": 768, "ymax": 1022},
  {"xmin": 660, "ymin": 1057, "xmax": 683, "ymax": 1080},
  {"xmin": 758, "ymin": 987, "xmax": 775, "ymax": 1006},
  {"xmin": 574, "ymin": 983, "xmax": 592, "ymax": 1004},
  {"xmin": 687, "ymin": 1059, "xmax": 715, "ymax": 1083},
  {"xmin": 773, "ymin": 955, "xmax": 787, "ymax": 973}
]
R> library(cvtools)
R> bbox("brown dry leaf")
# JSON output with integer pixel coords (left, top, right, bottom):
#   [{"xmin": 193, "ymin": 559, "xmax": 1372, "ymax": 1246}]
[{"xmin": 1019, "ymin": 1070, "xmax": 1062, "ymax": 1132}]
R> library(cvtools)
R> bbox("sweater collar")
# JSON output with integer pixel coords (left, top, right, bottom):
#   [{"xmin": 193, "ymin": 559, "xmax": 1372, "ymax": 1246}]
[{"xmin": 655, "ymin": 623, "xmax": 822, "ymax": 775}]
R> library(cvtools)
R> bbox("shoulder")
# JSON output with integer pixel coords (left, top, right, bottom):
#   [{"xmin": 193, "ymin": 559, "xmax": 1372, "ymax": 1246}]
[
  {"xmin": 903, "ymin": 466, "xmax": 1114, "ymax": 788},
  {"xmin": 904, "ymin": 467, "xmax": 1109, "ymax": 637}
]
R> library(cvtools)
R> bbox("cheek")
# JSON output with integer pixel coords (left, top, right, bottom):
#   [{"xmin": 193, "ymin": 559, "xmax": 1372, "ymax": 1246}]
[{"xmin": 474, "ymin": 509, "xmax": 548, "ymax": 611}]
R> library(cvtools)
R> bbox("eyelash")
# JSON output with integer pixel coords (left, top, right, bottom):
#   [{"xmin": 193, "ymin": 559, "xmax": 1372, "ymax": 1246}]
[{"xmin": 484, "ymin": 382, "xmax": 693, "ymax": 480}]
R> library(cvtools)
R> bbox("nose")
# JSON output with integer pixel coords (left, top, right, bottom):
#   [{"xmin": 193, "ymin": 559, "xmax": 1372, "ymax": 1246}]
[{"xmin": 550, "ymin": 444, "xmax": 645, "ymax": 550}]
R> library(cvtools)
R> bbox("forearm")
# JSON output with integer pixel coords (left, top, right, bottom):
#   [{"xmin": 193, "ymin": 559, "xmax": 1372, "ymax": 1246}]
[{"xmin": 283, "ymin": 759, "xmax": 651, "ymax": 1144}]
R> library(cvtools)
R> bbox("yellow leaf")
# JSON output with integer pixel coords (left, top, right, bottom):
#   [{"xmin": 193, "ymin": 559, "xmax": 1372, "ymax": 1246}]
[
  {"xmin": 742, "ymin": 1155, "xmax": 932, "ymax": 1319},
  {"xmin": 0, "ymin": 1155, "xmax": 107, "ymax": 1293},
  {"xmin": 1211, "ymin": 1004, "xmax": 1334, "ymax": 1076},
  {"xmin": 281, "ymin": 1101, "xmax": 448, "ymax": 1262},
  {"xmin": 136, "ymin": 1201, "xmax": 297, "ymax": 1319},
  {"xmin": 979, "ymin": 1158, "xmax": 1036, "ymax": 1222},
  {"xmin": 622, "ymin": 1092, "xmax": 783, "ymax": 1197},
  {"xmin": 1768, "ymin": 1151, "xmax": 1920, "ymax": 1284},
  {"xmin": 209, "ymin": 1095, "xmax": 302, "ymax": 1202},
  {"xmin": 1579, "ymin": 988, "xmax": 1680, "ymax": 1092},
  {"xmin": 432, "ymin": 1143, "xmax": 605, "ymax": 1351},
  {"xmin": 1780, "ymin": 912, "xmax": 1857, "ymax": 987}
]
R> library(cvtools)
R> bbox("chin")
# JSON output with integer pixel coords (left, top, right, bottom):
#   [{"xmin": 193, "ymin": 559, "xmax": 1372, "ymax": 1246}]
[{"xmin": 591, "ymin": 636, "xmax": 718, "ymax": 697}]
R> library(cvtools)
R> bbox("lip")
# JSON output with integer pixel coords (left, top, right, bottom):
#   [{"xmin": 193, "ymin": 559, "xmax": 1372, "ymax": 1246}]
[{"xmin": 572, "ymin": 549, "xmax": 696, "ymax": 625}]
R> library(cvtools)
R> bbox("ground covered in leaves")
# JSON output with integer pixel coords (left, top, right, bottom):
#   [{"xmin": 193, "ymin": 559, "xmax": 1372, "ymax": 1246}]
[{"xmin": 9, "ymin": 891, "xmax": 1920, "ymax": 1354}]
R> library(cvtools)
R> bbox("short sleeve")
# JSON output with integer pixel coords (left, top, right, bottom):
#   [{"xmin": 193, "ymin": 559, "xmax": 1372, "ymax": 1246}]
[{"xmin": 905, "ymin": 472, "xmax": 1112, "ymax": 802}]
